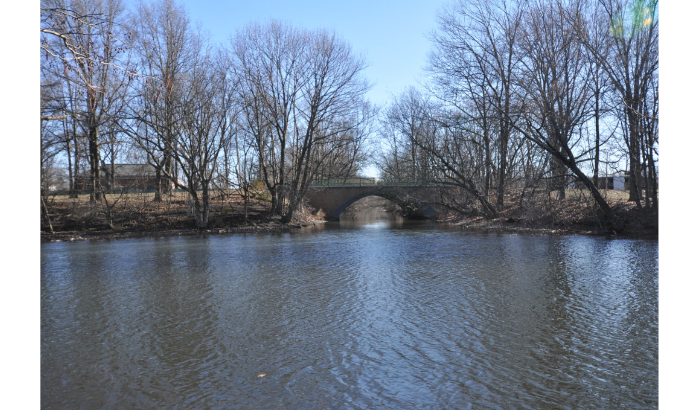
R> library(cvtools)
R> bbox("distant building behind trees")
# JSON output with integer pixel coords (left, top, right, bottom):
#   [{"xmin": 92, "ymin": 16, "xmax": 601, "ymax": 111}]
[{"xmin": 73, "ymin": 164, "xmax": 163, "ymax": 192}]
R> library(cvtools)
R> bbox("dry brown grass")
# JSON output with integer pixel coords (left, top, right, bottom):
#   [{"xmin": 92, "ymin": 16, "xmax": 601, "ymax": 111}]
[
  {"xmin": 447, "ymin": 188, "xmax": 657, "ymax": 238},
  {"xmin": 41, "ymin": 189, "xmax": 274, "ymax": 235}
]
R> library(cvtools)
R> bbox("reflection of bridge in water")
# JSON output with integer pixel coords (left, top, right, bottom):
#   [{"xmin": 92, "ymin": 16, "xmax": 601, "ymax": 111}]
[{"xmin": 306, "ymin": 178, "xmax": 450, "ymax": 220}]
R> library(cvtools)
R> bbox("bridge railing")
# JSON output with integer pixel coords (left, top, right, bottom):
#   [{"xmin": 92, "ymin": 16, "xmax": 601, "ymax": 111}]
[
  {"xmin": 309, "ymin": 177, "xmax": 377, "ymax": 187},
  {"xmin": 308, "ymin": 178, "xmax": 450, "ymax": 188}
]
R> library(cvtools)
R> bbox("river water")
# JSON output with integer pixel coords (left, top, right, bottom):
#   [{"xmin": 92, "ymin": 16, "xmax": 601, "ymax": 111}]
[{"xmin": 41, "ymin": 220, "xmax": 658, "ymax": 409}]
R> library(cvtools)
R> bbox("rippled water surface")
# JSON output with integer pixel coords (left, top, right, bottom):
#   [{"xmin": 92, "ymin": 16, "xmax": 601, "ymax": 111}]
[{"xmin": 41, "ymin": 221, "xmax": 658, "ymax": 409}]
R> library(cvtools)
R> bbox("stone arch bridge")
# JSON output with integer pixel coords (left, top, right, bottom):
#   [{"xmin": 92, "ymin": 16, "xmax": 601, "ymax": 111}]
[{"xmin": 305, "ymin": 180, "xmax": 450, "ymax": 220}]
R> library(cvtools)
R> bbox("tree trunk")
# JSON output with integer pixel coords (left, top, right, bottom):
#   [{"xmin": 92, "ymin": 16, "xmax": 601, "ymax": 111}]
[
  {"xmin": 243, "ymin": 186, "xmax": 249, "ymax": 224},
  {"xmin": 65, "ymin": 138, "xmax": 75, "ymax": 196},
  {"xmin": 568, "ymin": 164, "xmax": 617, "ymax": 232},
  {"xmin": 88, "ymin": 124, "xmax": 102, "ymax": 202},
  {"xmin": 483, "ymin": 131, "xmax": 491, "ymax": 199},
  {"xmin": 154, "ymin": 166, "xmax": 163, "ymax": 202},
  {"xmin": 497, "ymin": 125, "xmax": 507, "ymax": 207},
  {"xmin": 41, "ymin": 194, "xmax": 55, "ymax": 234},
  {"xmin": 628, "ymin": 156, "xmax": 642, "ymax": 205},
  {"xmin": 626, "ymin": 105, "xmax": 643, "ymax": 207},
  {"xmin": 190, "ymin": 187, "xmax": 209, "ymax": 230},
  {"xmin": 550, "ymin": 150, "xmax": 567, "ymax": 200},
  {"xmin": 593, "ymin": 92, "xmax": 601, "ymax": 188},
  {"xmin": 71, "ymin": 130, "xmax": 80, "ymax": 198}
]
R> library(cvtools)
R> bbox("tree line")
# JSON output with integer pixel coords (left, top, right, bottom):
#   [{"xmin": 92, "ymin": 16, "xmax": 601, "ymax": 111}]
[
  {"xmin": 378, "ymin": 0, "xmax": 657, "ymax": 229},
  {"xmin": 41, "ymin": 0, "xmax": 657, "ymax": 231},
  {"xmin": 41, "ymin": 0, "xmax": 373, "ymax": 228}
]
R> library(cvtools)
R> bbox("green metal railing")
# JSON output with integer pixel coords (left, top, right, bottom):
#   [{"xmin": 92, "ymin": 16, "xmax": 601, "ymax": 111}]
[
  {"xmin": 308, "ymin": 177, "xmax": 377, "ymax": 187},
  {"xmin": 308, "ymin": 178, "xmax": 446, "ymax": 188}
]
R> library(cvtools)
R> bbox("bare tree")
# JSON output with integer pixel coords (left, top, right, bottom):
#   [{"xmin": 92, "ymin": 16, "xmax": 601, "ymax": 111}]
[
  {"xmin": 429, "ymin": 0, "xmax": 525, "ymax": 208},
  {"xmin": 283, "ymin": 28, "xmax": 370, "ymax": 221},
  {"xmin": 40, "ymin": 72, "xmax": 68, "ymax": 192},
  {"xmin": 581, "ymin": 1, "xmax": 615, "ymax": 188},
  {"xmin": 513, "ymin": 0, "xmax": 616, "ymax": 224},
  {"xmin": 126, "ymin": 0, "xmax": 198, "ymax": 201},
  {"xmin": 639, "ymin": 66, "xmax": 658, "ymax": 209},
  {"xmin": 312, "ymin": 100, "xmax": 376, "ymax": 182},
  {"xmin": 231, "ymin": 127, "xmax": 259, "ymax": 224},
  {"xmin": 41, "ymin": 57, "xmax": 87, "ymax": 197},
  {"xmin": 41, "ymin": 0, "xmax": 133, "ymax": 202},
  {"xmin": 383, "ymin": 87, "xmax": 438, "ymax": 184},
  {"xmin": 231, "ymin": 21, "xmax": 371, "ymax": 222},
  {"xmin": 230, "ymin": 21, "xmax": 305, "ymax": 216},
  {"xmin": 126, "ymin": 38, "xmax": 231, "ymax": 228},
  {"xmin": 382, "ymin": 88, "xmax": 498, "ymax": 216},
  {"xmin": 577, "ymin": 0, "xmax": 658, "ymax": 208}
]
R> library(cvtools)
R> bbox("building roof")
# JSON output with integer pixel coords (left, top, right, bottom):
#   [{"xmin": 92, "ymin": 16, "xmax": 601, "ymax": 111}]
[
  {"xmin": 106, "ymin": 164, "xmax": 157, "ymax": 177},
  {"xmin": 74, "ymin": 164, "xmax": 158, "ymax": 179}
]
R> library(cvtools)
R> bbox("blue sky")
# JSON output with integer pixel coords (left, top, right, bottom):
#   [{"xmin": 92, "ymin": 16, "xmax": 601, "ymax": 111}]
[{"xmin": 174, "ymin": 0, "xmax": 450, "ymax": 107}]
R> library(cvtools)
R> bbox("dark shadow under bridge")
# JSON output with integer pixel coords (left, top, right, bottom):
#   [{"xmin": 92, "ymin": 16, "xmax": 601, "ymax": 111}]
[{"xmin": 305, "ymin": 178, "xmax": 450, "ymax": 220}]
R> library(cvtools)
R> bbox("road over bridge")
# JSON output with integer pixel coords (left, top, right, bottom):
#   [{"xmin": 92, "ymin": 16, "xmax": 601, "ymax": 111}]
[{"xmin": 305, "ymin": 179, "xmax": 449, "ymax": 220}]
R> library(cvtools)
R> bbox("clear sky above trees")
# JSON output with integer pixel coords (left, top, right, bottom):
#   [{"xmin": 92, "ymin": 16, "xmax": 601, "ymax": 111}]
[{"xmin": 174, "ymin": 0, "xmax": 448, "ymax": 107}]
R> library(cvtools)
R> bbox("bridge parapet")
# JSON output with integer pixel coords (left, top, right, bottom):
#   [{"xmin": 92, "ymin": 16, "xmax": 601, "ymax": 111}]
[
  {"xmin": 309, "ymin": 178, "xmax": 448, "ymax": 188},
  {"xmin": 309, "ymin": 177, "xmax": 378, "ymax": 187}
]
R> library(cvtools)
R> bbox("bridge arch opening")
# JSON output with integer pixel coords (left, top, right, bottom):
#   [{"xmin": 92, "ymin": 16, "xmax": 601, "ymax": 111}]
[
  {"xmin": 331, "ymin": 191, "xmax": 438, "ymax": 220},
  {"xmin": 337, "ymin": 195, "xmax": 402, "ymax": 221}
]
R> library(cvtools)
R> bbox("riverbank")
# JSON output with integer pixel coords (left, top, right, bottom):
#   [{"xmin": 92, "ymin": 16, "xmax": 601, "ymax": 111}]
[
  {"xmin": 439, "ymin": 194, "xmax": 658, "ymax": 239},
  {"xmin": 40, "ymin": 191, "xmax": 325, "ymax": 243},
  {"xmin": 40, "ymin": 220, "xmax": 321, "ymax": 243},
  {"xmin": 40, "ymin": 189, "xmax": 657, "ymax": 242}
]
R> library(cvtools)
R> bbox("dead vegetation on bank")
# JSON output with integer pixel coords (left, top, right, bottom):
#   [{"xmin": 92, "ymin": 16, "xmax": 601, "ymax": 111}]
[
  {"xmin": 439, "ymin": 189, "xmax": 657, "ymax": 238},
  {"xmin": 40, "ymin": 188, "xmax": 656, "ymax": 242},
  {"xmin": 40, "ymin": 190, "xmax": 325, "ymax": 242}
]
